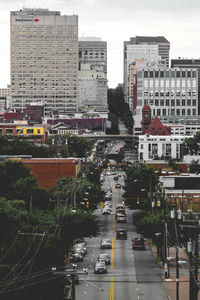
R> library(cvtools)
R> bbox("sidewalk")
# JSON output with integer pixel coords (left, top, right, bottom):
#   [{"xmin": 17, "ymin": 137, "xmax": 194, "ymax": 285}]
[{"xmin": 152, "ymin": 245, "xmax": 200, "ymax": 300}]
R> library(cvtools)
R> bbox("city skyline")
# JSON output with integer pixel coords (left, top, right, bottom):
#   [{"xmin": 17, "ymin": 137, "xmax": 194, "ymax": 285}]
[{"xmin": 0, "ymin": 0, "xmax": 200, "ymax": 88}]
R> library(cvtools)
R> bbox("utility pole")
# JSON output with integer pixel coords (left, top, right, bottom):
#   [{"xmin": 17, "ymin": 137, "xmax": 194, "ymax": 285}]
[
  {"xmin": 52, "ymin": 267, "xmax": 88, "ymax": 300},
  {"xmin": 162, "ymin": 189, "xmax": 168, "ymax": 279},
  {"xmin": 181, "ymin": 223, "xmax": 199, "ymax": 300}
]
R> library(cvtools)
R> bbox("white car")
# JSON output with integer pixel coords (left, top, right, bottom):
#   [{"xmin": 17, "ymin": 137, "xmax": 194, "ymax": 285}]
[{"xmin": 102, "ymin": 208, "xmax": 111, "ymax": 215}]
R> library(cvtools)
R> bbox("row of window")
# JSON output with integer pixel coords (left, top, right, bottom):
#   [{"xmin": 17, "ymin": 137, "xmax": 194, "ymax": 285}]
[
  {"xmin": 143, "ymin": 70, "xmax": 196, "ymax": 78},
  {"xmin": 151, "ymin": 108, "xmax": 197, "ymax": 116},
  {"xmin": 144, "ymin": 99, "xmax": 197, "ymax": 106}
]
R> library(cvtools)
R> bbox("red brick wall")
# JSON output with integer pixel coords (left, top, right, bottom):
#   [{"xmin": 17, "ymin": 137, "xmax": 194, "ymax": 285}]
[{"xmin": 23, "ymin": 159, "xmax": 76, "ymax": 189}]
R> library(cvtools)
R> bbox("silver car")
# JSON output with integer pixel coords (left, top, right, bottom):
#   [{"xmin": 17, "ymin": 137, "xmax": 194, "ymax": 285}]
[{"xmin": 94, "ymin": 261, "xmax": 107, "ymax": 274}]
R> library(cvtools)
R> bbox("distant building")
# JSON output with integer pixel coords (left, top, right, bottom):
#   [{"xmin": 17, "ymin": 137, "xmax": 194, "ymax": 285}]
[
  {"xmin": 134, "ymin": 68, "xmax": 198, "ymax": 135},
  {"xmin": 0, "ymin": 86, "xmax": 10, "ymax": 111},
  {"xmin": 171, "ymin": 58, "xmax": 200, "ymax": 113},
  {"xmin": 161, "ymin": 174, "xmax": 200, "ymax": 211},
  {"xmin": 0, "ymin": 122, "xmax": 48, "ymax": 144},
  {"xmin": 141, "ymin": 104, "xmax": 171, "ymax": 135},
  {"xmin": 78, "ymin": 37, "xmax": 107, "ymax": 111},
  {"xmin": 123, "ymin": 36, "xmax": 170, "ymax": 106},
  {"xmin": 78, "ymin": 63, "xmax": 107, "ymax": 110},
  {"xmin": 10, "ymin": 8, "xmax": 78, "ymax": 116},
  {"xmin": 138, "ymin": 135, "xmax": 190, "ymax": 161},
  {"xmin": 22, "ymin": 158, "xmax": 81, "ymax": 189}
]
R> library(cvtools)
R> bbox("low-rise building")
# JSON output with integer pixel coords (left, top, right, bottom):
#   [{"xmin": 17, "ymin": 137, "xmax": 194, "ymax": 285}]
[
  {"xmin": 23, "ymin": 158, "xmax": 81, "ymax": 189},
  {"xmin": 161, "ymin": 174, "xmax": 200, "ymax": 211},
  {"xmin": 138, "ymin": 135, "xmax": 190, "ymax": 161}
]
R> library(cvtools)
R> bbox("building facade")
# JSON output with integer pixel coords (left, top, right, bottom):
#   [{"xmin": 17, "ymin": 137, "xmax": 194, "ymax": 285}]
[
  {"xmin": 78, "ymin": 37, "xmax": 107, "ymax": 111},
  {"xmin": 171, "ymin": 58, "xmax": 200, "ymax": 113},
  {"xmin": 0, "ymin": 86, "xmax": 10, "ymax": 111},
  {"xmin": 138, "ymin": 135, "xmax": 190, "ymax": 161},
  {"xmin": 10, "ymin": 8, "xmax": 78, "ymax": 116},
  {"xmin": 123, "ymin": 36, "xmax": 170, "ymax": 106},
  {"xmin": 134, "ymin": 68, "xmax": 198, "ymax": 135}
]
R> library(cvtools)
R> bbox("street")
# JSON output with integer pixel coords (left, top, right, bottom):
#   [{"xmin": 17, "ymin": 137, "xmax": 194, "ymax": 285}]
[{"xmin": 70, "ymin": 170, "xmax": 167, "ymax": 300}]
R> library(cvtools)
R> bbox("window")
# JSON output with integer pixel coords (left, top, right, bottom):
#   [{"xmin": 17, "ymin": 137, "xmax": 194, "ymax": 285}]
[
  {"xmin": 166, "ymin": 99, "xmax": 169, "ymax": 106},
  {"xmin": 6, "ymin": 129, "xmax": 13, "ymax": 134},
  {"xmin": 171, "ymin": 100, "xmax": 175, "ymax": 106},
  {"xmin": 187, "ymin": 99, "xmax": 191, "ymax": 106},
  {"xmin": 193, "ymin": 109, "xmax": 197, "ymax": 116},
  {"xmin": 193, "ymin": 99, "xmax": 196, "ymax": 106},
  {"xmin": 27, "ymin": 129, "xmax": 34, "ymax": 134},
  {"xmin": 182, "ymin": 99, "xmax": 185, "ymax": 106}
]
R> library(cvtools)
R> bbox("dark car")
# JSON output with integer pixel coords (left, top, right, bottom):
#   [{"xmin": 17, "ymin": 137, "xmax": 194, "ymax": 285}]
[
  {"xmin": 97, "ymin": 253, "xmax": 111, "ymax": 265},
  {"xmin": 100, "ymin": 239, "xmax": 112, "ymax": 249},
  {"xmin": 70, "ymin": 253, "xmax": 84, "ymax": 262},
  {"xmin": 132, "ymin": 237, "xmax": 146, "ymax": 250},
  {"xmin": 116, "ymin": 229, "xmax": 127, "ymax": 240},
  {"xmin": 94, "ymin": 261, "xmax": 107, "ymax": 274},
  {"xmin": 115, "ymin": 183, "xmax": 121, "ymax": 189}
]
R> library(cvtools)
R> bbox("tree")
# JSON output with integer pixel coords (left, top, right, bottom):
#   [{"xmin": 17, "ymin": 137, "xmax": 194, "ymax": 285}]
[
  {"xmin": 182, "ymin": 131, "xmax": 200, "ymax": 155},
  {"xmin": 108, "ymin": 86, "xmax": 133, "ymax": 134},
  {"xmin": 124, "ymin": 163, "xmax": 157, "ymax": 209}
]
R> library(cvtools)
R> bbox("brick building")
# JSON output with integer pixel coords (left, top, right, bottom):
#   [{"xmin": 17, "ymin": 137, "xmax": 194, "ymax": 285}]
[{"xmin": 23, "ymin": 158, "xmax": 81, "ymax": 189}]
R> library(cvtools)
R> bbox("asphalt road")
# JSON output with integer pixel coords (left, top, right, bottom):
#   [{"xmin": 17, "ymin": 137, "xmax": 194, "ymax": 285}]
[{"xmin": 73, "ymin": 171, "xmax": 167, "ymax": 300}]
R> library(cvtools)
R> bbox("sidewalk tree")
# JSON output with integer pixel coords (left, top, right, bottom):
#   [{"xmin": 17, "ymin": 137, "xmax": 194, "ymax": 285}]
[{"xmin": 124, "ymin": 163, "xmax": 157, "ymax": 209}]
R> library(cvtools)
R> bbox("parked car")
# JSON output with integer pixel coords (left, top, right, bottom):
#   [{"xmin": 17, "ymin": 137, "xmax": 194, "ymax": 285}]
[
  {"xmin": 116, "ymin": 229, "xmax": 127, "ymax": 240},
  {"xmin": 73, "ymin": 244, "xmax": 87, "ymax": 255},
  {"xmin": 97, "ymin": 253, "xmax": 111, "ymax": 265},
  {"xmin": 132, "ymin": 237, "xmax": 146, "ymax": 250},
  {"xmin": 116, "ymin": 213, "xmax": 126, "ymax": 223},
  {"xmin": 94, "ymin": 261, "xmax": 107, "ymax": 274},
  {"xmin": 100, "ymin": 239, "xmax": 112, "ymax": 249},
  {"xmin": 70, "ymin": 253, "xmax": 84, "ymax": 262}
]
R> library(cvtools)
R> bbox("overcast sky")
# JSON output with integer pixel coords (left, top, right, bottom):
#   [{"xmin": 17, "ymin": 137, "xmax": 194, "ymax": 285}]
[{"xmin": 0, "ymin": 0, "xmax": 200, "ymax": 88}]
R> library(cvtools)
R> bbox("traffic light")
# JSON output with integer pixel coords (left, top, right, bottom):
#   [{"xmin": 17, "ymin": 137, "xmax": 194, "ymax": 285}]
[
  {"xmin": 136, "ymin": 197, "xmax": 140, "ymax": 204},
  {"xmin": 86, "ymin": 201, "xmax": 89, "ymax": 208},
  {"xmin": 157, "ymin": 200, "xmax": 161, "ymax": 207}
]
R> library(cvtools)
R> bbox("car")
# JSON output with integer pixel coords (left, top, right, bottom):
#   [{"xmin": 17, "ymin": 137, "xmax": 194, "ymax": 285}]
[
  {"xmin": 104, "ymin": 200, "xmax": 112, "ymax": 206},
  {"xmin": 73, "ymin": 244, "xmax": 87, "ymax": 255},
  {"xmin": 116, "ymin": 208, "xmax": 126, "ymax": 215},
  {"xmin": 69, "ymin": 253, "xmax": 84, "ymax": 262},
  {"xmin": 116, "ymin": 214, "xmax": 126, "ymax": 223},
  {"xmin": 116, "ymin": 229, "xmax": 127, "ymax": 240},
  {"xmin": 115, "ymin": 183, "xmax": 121, "ymax": 189},
  {"xmin": 132, "ymin": 237, "xmax": 146, "ymax": 250},
  {"xmin": 102, "ymin": 208, "xmax": 111, "ymax": 215},
  {"xmin": 97, "ymin": 253, "xmax": 111, "ymax": 265},
  {"xmin": 75, "ymin": 238, "xmax": 87, "ymax": 245},
  {"xmin": 100, "ymin": 239, "xmax": 112, "ymax": 249},
  {"xmin": 94, "ymin": 261, "xmax": 107, "ymax": 274},
  {"xmin": 116, "ymin": 204, "xmax": 125, "ymax": 210}
]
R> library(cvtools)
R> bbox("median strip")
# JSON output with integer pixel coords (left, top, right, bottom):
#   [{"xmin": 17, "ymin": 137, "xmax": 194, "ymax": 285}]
[
  {"xmin": 111, "ymin": 238, "xmax": 115, "ymax": 269},
  {"xmin": 109, "ymin": 277, "xmax": 114, "ymax": 300}
]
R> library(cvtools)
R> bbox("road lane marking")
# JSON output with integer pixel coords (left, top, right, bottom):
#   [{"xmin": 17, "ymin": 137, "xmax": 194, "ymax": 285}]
[
  {"xmin": 111, "ymin": 238, "xmax": 115, "ymax": 270},
  {"xmin": 113, "ymin": 187, "xmax": 115, "ymax": 232},
  {"xmin": 109, "ymin": 277, "xmax": 114, "ymax": 300}
]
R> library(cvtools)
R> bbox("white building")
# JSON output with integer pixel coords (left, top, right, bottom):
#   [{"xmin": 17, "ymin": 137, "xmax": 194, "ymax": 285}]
[
  {"xmin": 78, "ymin": 63, "xmax": 107, "ymax": 110},
  {"xmin": 138, "ymin": 135, "xmax": 190, "ymax": 161},
  {"xmin": 135, "ymin": 68, "xmax": 198, "ymax": 135},
  {"xmin": 10, "ymin": 8, "xmax": 78, "ymax": 116},
  {"xmin": 78, "ymin": 37, "xmax": 107, "ymax": 111}
]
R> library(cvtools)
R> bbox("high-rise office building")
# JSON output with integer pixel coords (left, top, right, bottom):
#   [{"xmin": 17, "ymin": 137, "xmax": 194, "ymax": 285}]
[
  {"xmin": 171, "ymin": 58, "xmax": 200, "ymax": 113},
  {"xmin": 123, "ymin": 36, "xmax": 170, "ymax": 107},
  {"xmin": 10, "ymin": 8, "xmax": 78, "ymax": 116},
  {"xmin": 134, "ymin": 68, "xmax": 198, "ymax": 135},
  {"xmin": 78, "ymin": 37, "xmax": 107, "ymax": 110}
]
